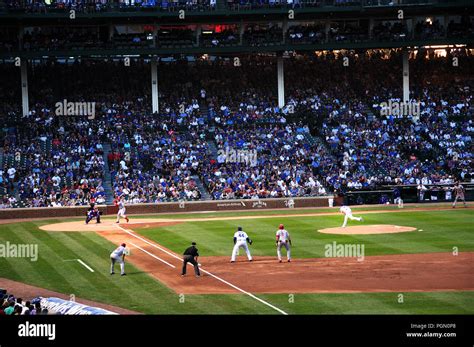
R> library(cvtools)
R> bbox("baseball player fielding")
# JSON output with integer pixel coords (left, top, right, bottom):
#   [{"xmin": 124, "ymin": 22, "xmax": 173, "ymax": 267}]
[
  {"xmin": 276, "ymin": 224, "xmax": 292, "ymax": 262},
  {"xmin": 230, "ymin": 226, "xmax": 253, "ymax": 263}
]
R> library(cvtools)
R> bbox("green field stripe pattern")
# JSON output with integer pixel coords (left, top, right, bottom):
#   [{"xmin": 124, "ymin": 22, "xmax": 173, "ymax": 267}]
[
  {"xmin": 138, "ymin": 210, "xmax": 474, "ymax": 258},
  {"xmin": 0, "ymin": 222, "xmax": 282, "ymax": 314},
  {"xmin": 257, "ymin": 292, "xmax": 474, "ymax": 314},
  {"xmin": 0, "ymin": 208, "xmax": 473, "ymax": 314}
]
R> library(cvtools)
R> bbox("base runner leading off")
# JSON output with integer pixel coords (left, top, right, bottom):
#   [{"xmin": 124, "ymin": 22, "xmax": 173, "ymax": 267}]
[
  {"xmin": 230, "ymin": 226, "xmax": 253, "ymax": 263},
  {"xmin": 276, "ymin": 224, "xmax": 291, "ymax": 263},
  {"xmin": 340, "ymin": 205, "xmax": 363, "ymax": 228}
]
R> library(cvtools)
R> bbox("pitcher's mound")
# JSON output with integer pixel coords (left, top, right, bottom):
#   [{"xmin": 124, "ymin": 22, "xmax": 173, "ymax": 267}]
[{"xmin": 318, "ymin": 224, "xmax": 417, "ymax": 235}]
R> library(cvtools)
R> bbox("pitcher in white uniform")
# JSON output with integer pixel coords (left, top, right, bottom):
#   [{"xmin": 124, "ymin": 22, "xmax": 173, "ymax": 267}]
[
  {"xmin": 340, "ymin": 205, "xmax": 363, "ymax": 228},
  {"xmin": 110, "ymin": 243, "xmax": 127, "ymax": 276},
  {"xmin": 230, "ymin": 227, "xmax": 253, "ymax": 263},
  {"xmin": 276, "ymin": 224, "xmax": 292, "ymax": 263}
]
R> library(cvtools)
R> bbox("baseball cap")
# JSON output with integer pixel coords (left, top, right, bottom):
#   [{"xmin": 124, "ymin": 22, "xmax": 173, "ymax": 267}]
[
  {"xmin": 121, "ymin": 243, "xmax": 126, "ymax": 247},
  {"xmin": 279, "ymin": 224, "xmax": 284, "ymax": 229},
  {"xmin": 191, "ymin": 242, "xmax": 196, "ymax": 246}
]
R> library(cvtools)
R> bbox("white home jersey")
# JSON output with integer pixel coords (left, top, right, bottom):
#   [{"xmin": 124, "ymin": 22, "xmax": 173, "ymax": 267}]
[
  {"xmin": 234, "ymin": 231, "xmax": 249, "ymax": 243},
  {"xmin": 339, "ymin": 206, "xmax": 352, "ymax": 215},
  {"xmin": 276, "ymin": 229, "xmax": 290, "ymax": 242}
]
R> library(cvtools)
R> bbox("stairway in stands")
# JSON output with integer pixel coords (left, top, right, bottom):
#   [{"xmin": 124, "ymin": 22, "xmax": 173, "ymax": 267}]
[
  {"xmin": 191, "ymin": 175, "xmax": 212, "ymax": 200},
  {"xmin": 303, "ymin": 131, "xmax": 338, "ymax": 191},
  {"xmin": 0, "ymin": 148, "xmax": 5, "ymax": 198},
  {"xmin": 102, "ymin": 143, "xmax": 115, "ymax": 204},
  {"xmin": 207, "ymin": 139, "xmax": 219, "ymax": 158},
  {"xmin": 199, "ymin": 100, "xmax": 211, "ymax": 123}
]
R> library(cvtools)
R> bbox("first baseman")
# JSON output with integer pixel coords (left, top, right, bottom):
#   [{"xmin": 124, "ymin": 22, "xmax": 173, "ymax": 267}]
[
  {"xmin": 110, "ymin": 243, "xmax": 127, "ymax": 276},
  {"xmin": 230, "ymin": 227, "xmax": 253, "ymax": 263},
  {"xmin": 340, "ymin": 205, "xmax": 363, "ymax": 228},
  {"xmin": 276, "ymin": 224, "xmax": 291, "ymax": 263}
]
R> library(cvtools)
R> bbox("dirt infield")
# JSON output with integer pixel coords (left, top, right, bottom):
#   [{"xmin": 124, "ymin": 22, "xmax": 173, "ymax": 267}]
[
  {"xmin": 0, "ymin": 278, "xmax": 139, "ymax": 314},
  {"xmin": 39, "ymin": 219, "xmax": 182, "ymax": 232},
  {"xmin": 318, "ymin": 225, "xmax": 417, "ymax": 235},
  {"xmin": 97, "ymin": 225, "xmax": 474, "ymax": 294}
]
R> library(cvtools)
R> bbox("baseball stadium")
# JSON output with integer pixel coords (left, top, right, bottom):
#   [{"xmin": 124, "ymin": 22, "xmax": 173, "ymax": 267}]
[{"xmin": 0, "ymin": 0, "xmax": 473, "ymax": 322}]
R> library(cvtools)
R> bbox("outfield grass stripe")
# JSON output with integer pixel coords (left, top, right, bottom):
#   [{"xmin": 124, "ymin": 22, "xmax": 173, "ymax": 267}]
[
  {"xmin": 418, "ymin": 291, "xmax": 474, "ymax": 314},
  {"xmin": 0, "ymin": 252, "xmax": 23, "ymax": 282},
  {"xmin": 12, "ymin": 223, "xmax": 95, "ymax": 294},
  {"xmin": 188, "ymin": 294, "xmax": 280, "ymax": 314},
  {"xmin": 17, "ymin": 223, "xmax": 142, "ymax": 305},
  {"xmin": 48, "ymin": 232, "xmax": 139, "ymax": 300},
  {"xmin": 0, "ymin": 223, "xmax": 75, "ymax": 291},
  {"xmin": 51, "ymin": 232, "xmax": 191, "ymax": 312}
]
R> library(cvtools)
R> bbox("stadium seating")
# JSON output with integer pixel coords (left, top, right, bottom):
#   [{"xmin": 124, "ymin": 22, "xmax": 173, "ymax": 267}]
[{"xmin": 0, "ymin": 51, "xmax": 472, "ymax": 207}]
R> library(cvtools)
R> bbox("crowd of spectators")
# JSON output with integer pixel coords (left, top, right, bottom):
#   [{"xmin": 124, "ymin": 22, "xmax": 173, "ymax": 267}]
[
  {"xmin": 226, "ymin": 0, "xmax": 362, "ymax": 10},
  {"xmin": 0, "ymin": 289, "xmax": 48, "ymax": 315},
  {"xmin": 105, "ymin": 111, "xmax": 207, "ymax": 203},
  {"xmin": 201, "ymin": 29, "xmax": 239, "ymax": 47},
  {"xmin": 0, "ymin": 0, "xmax": 367, "ymax": 12},
  {"xmin": 327, "ymin": 22, "xmax": 368, "ymax": 43},
  {"xmin": 1, "ymin": 108, "xmax": 106, "ymax": 207},
  {"xmin": 286, "ymin": 24, "xmax": 325, "ymax": 44},
  {"xmin": 203, "ymin": 122, "xmax": 327, "ymax": 199},
  {"xmin": 3, "ymin": 0, "xmax": 216, "ymax": 12},
  {"xmin": 0, "ymin": 49, "xmax": 472, "ymax": 207}
]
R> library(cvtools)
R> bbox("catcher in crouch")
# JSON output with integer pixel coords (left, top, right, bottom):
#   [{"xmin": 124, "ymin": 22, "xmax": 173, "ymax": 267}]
[{"xmin": 276, "ymin": 224, "xmax": 292, "ymax": 263}]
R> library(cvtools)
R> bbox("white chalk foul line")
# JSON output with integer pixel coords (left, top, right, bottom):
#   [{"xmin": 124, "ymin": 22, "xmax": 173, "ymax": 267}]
[
  {"xmin": 64, "ymin": 259, "xmax": 95, "ymax": 272},
  {"xmin": 77, "ymin": 259, "xmax": 95, "ymax": 272},
  {"xmin": 116, "ymin": 225, "xmax": 287, "ymax": 315},
  {"xmin": 128, "ymin": 241, "xmax": 176, "ymax": 269}
]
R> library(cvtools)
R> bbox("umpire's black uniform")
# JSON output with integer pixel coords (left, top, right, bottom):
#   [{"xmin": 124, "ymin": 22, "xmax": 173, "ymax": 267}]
[{"xmin": 182, "ymin": 242, "xmax": 201, "ymax": 276}]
